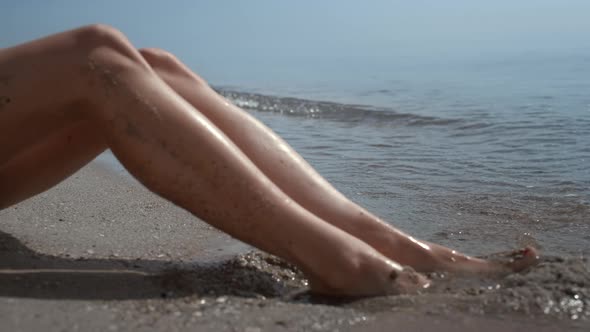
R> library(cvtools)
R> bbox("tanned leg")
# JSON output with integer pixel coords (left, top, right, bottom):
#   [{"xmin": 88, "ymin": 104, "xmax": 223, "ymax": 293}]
[
  {"xmin": 138, "ymin": 48, "xmax": 539, "ymax": 274},
  {"xmin": 0, "ymin": 25, "xmax": 429, "ymax": 296},
  {"xmin": 0, "ymin": 120, "xmax": 106, "ymax": 209}
]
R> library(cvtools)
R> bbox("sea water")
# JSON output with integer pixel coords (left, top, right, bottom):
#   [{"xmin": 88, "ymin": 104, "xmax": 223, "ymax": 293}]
[
  {"xmin": 213, "ymin": 53, "xmax": 589, "ymax": 257},
  {"xmin": 99, "ymin": 53, "xmax": 589, "ymax": 257}
]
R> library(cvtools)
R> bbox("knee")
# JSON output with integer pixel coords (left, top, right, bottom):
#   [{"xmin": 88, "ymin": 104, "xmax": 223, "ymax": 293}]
[
  {"xmin": 75, "ymin": 24, "xmax": 131, "ymax": 53},
  {"xmin": 139, "ymin": 47, "xmax": 178, "ymax": 67},
  {"xmin": 139, "ymin": 48, "xmax": 208, "ymax": 86},
  {"xmin": 76, "ymin": 24, "xmax": 127, "ymax": 43},
  {"xmin": 73, "ymin": 24, "xmax": 146, "ymax": 69}
]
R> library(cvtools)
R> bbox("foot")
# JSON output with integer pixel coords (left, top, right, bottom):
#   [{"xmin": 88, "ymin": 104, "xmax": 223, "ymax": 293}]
[
  {"xmin": 374, "ymin": 230, "xmax": 540, "ymax": 277},
  {"xmin": 390, "ymin": 266, "xmax": 432, "ymax": 294},
  {"xmin": 487, "ymin": 246, "xmax": 540, "ymax": 273},
  {"xmin": 306, "ymin": 250, "xmax": 431, "ymax": 297},
  {"xmin": 426, "ymin": 245, "xmax": 540, "ymax": 275},
  {"xmin": 308, "ymin": 267, "xmax": 431, "ymax": 297}
]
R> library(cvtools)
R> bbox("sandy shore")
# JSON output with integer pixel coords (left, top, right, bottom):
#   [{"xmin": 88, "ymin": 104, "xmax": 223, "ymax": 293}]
[{"xmin": 1, "ymin": 160, "xmax": 588, "ymax": 331}]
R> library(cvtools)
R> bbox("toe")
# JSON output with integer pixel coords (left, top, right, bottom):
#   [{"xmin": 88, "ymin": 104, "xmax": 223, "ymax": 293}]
[
  {"xmin": 508, "ymin": 246, "xmax": 540, "ymax": 272},
  {"xmin": 389, "ymin": 267, "xmax": 431, "ymax": 294}
]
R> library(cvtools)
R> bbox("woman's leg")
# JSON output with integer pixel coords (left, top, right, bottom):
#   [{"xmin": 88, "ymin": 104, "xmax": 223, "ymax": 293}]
[
  {"xmin": 138, "ymin": 48, "xmax": 538, "ymax": 274},
  {"xmin": 0, "ymin": 25, "xmax": 428, "ymax": 295},
  {"xmin": 0, "ymin": 119, "xmax": 106, "ymax": 209}
]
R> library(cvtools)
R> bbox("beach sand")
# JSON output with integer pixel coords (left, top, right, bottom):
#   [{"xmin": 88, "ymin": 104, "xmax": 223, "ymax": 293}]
[{"xmin": 1, "ymin": 161, "xmax": 588, "ymax": 331}]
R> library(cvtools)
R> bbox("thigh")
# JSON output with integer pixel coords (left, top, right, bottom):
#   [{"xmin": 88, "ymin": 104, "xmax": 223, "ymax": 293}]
[
  {"xmin": 0, "ymin": 120, "xmax": 106, "ymax": 209},
  {"xmin": 0, "ymin": 29, "xmax": 96, "ymax": 165},
  {"xmin": 0, "ymin": 101, "xmax": 87, "ymax": 166}
]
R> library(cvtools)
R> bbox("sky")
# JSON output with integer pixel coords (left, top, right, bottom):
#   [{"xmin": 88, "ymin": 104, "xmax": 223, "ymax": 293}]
[{"xmin": 2, "ymin": 0, "xmax": 589, "ymax": 85}]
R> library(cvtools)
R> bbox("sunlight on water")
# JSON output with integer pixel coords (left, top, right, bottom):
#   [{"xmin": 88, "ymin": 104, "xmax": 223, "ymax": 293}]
[{"xmin": 215, "ymin": 58, "xmax": 590, "ymax": 257}]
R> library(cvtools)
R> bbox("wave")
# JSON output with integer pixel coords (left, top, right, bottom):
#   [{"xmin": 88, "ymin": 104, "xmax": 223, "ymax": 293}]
[{"xmin": 216, "ymin": 88, "xmax": 462, "ymax": 127}]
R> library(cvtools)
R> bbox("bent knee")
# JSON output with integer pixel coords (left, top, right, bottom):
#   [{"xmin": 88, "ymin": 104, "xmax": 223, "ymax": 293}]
[
  {"xmin": 139, "ymin": 48, "xmax": 208, "ymax": 86},
  {"xmin": 74, "ymin": 24, "xmax": 131, "ymax": 52},
  {"xmin": 73, "ymin": 24, "xmax": 147, "ymax": 69},
  {"xmin": 139, "ymin": 47, "xmax": 178, "ymax": 65}
]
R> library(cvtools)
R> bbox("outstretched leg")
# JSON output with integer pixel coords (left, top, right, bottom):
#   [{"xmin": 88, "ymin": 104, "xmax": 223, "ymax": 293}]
[
  {"xmin": 138, "ymin": 48, "xmax": 538, "ymax": 274},
  {"xmin": 0, "ymin": 25, "xmax": 429, "ymax": 295}
]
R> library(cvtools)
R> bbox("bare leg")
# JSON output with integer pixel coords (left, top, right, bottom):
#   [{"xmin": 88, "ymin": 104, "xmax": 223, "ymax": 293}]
[
  {"xmin": 138, "ymin": 48, "xmax": 538, "ymax": 274},
  {"xmin": 0, "ymin": 25, "xmax": 429, "ymax": 295},
  {"xmin": 0, "ymin": 120, "xmax": 106, "ymax": 209}
]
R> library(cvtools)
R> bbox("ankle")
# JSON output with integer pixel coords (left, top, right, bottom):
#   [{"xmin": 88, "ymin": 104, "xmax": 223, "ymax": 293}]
[{"xmin": 308, "ymin": 246, "xmax": 405, "ymax": 296}]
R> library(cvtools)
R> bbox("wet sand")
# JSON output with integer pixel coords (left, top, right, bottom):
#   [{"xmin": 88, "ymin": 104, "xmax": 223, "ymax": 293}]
[{"xmin": 0, "ymin": 161, "xmax": 588, "ymax": 331}]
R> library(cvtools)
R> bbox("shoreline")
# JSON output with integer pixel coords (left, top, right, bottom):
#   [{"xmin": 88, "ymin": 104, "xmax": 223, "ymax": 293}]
[{"xmin": 0, "ymin": 159, "xmax": 588, "ymax": 331}]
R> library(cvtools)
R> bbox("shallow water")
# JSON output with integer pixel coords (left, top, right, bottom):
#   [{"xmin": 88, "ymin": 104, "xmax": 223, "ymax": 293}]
[
  {"xmin": 100, "ymin": 54, "xmax": 589, "ymax": 258},
  {"xmin": 213, "ymin": 55, "xmax": 589, "ymax": 257}
]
